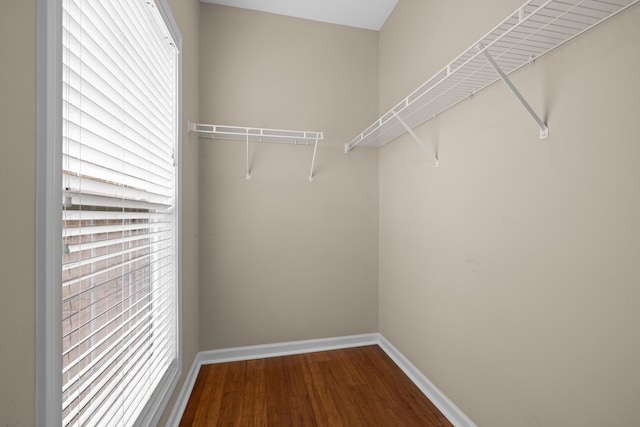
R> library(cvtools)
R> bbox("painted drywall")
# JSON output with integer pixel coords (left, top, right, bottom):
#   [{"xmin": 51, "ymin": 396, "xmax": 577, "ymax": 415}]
[
  {"xmin": 0, "ymin": 1, "xmax": 37, "ymax": 425},
  {"xmin": 378, "ymin": 1, "xmax": 640, "ymax": 426},
  {"xmin": 0, "ymin": 0, "xmax": 200, "ymax": 424},
  {"xmin": 198, "ymin": 4, "xmax": 379, "ymax": 350}
]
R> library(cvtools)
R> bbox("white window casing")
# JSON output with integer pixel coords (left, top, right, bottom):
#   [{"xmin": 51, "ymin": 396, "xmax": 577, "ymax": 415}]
[{"xmin": 37, "ymin": 0, "xmax": 183, "ymax": 425}]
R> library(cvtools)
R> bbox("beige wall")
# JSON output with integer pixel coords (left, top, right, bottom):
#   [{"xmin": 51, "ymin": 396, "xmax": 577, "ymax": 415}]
[
  {"xmin": 6, "ymin": 0, "xmax": 639, "ymax": 425},
  {"xmin": 378, "ymin": 1, "xmax": 640, "ymax": 426},
  {"xmin": 0, "ymin": 1, "xmax": 37, "ymax": 425},
  {"xmin": 198, "ymin": 4, "xmax": 379, "ymax": 350},
  {"xmin": 0, "ymin": 0, "xmax": 199, "ymax": 424}
]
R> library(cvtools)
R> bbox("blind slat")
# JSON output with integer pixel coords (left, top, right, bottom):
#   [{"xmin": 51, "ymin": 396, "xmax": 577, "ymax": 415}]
[
  {"xmin": 67, "ymin": 311, "xmax": 174, "ymax": 427},
  {"xmin": 63, "ymin": 121, "xmax": 174, "ymax": 176},
  {"xmin": 65, "ymin": 227, "xmax": 172, "ymax": 253},
  {"xmin": 63, "ymin": 173, "xmax": 173, "ymax": 205},
  {"xmin": 62, "ymin": 78, "xmax": 174, "ymax": 158},
  {"xmin": 63, "ymin": 235, "xmax": 173, "ymax": 271},
  {"xmin": 62, "ymin": 265, "xmax": 174, "ymax": 363},
  {"xmin": 62, "ymin": 285, "xmax": 172, "ymax": 397},
  {"xmin": 64, "ymin": 191, "xmax": 173, "ymax": 211},
  {"xmin": 63, "ymin": 220, "xmax": 172, "ymax": 238},
  {"xmin": 62, "ymin": 259, "xmax": 174, "ymax": 328},
  {"xmin": 63, "ymin": 305, "xmax": 172, "ymax": 425},
  {"xmin": 63, "ymin": 209, "xmax": 172, "ymax": 221},
  {"xmin": 64, "ymin": 153, "xmax": 172, "ymax": 195},
  {"xmin": 61, "ymin": 0, "xmax": 178, "ymax": 425},
  {"xmin": 63, "ymin": 139, "xmax": 172, "ymax": 188}
]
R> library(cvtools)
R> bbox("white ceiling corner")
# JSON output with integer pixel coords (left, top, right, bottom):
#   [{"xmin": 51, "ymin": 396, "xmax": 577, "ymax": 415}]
[{"xmin": 200, "ymin": 0, "xmax": 399, "ymax": 31}]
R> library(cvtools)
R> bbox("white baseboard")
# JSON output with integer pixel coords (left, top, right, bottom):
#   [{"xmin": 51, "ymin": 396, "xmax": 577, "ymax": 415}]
[
  {"xmin": 198, "ymin": 333, "xmax": 380, "ymax": 365},
  {"xmin": 164, "ymin": 352, "xmax": 206, "ymax": 427},
  {"xmin": 165, "ymin": 333, "xmax": 475, "ymax": 427},
  {"xmin": 377, "ymin": 335, "xmax": 477, "ymax": 427},
  {"xmin": 164, "ymin": 333, "xmax": 378, "ymax": 426}
]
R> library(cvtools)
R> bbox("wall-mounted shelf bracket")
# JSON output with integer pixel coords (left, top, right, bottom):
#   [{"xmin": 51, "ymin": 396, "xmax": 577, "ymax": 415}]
[
  {"xmin": 189, "ymin": 122, "xmax": 323, "ymax": 181},
  {"xmin": 245, "ymin": 132, "xmax": 251, "ymax": 180},
  {"xmin": 308, "ymin": 137, "xmax": 319, "ymax": 182},
  {"xmin": 345, "ymin": 0, "xmax": 639, "ymax": 152},
  {"xmin": 477, "ymin": 43, "xmax": 548, "ymax": 140},
  {"xmin": 393, "ymin": 112, "xmax": 439, "ymax": 167}
]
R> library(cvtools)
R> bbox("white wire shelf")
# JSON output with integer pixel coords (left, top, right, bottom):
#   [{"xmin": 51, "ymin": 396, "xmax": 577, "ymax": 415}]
[
  {"xmin": 346, "ymin": 0, "xmax": 639, "ymax": 155},
  {"xmin": 190, "ymin": 123, "xmax": 323, "ymax": 145},
  {"xmin": 189, "ymin": 123, "xmax": 323, "ymax": 181}
]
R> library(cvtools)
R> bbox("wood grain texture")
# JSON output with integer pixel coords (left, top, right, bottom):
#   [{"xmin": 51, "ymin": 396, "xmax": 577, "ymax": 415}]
[{"xmin": 180, "ymin": 345, "xmax": 453, "ymax": 426}]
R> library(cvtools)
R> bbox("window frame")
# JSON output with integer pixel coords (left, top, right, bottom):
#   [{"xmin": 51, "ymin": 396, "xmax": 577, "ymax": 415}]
[{"xmin": 36, "ymin": 0, "xmax": 183, "ymax": 425}]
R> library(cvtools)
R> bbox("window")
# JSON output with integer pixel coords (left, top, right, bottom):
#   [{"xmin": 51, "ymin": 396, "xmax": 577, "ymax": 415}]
[{"xmin": 37, "ymin": 0, "xmax": 182, "ymax": 425}]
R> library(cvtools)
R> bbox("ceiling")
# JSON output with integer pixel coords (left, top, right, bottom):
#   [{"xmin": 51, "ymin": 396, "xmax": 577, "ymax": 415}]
[{"xmin": 200, "ymin": 0, "xmax": 399, "ymax": 31}]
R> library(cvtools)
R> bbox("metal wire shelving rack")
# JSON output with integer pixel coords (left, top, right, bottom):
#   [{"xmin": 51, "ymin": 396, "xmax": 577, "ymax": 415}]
[
  {"xmin": 345, "ymin": 0, "xmax": 639, "ymax": 164},
  {"xmin": 189, "ymin": 123, "xmax": 323, "ymax": 181}
]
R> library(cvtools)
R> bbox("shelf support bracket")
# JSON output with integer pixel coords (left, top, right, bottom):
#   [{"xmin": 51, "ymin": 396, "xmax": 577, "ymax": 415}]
[
  {"xmin": 309, "ymin": 137, "xmax": 319, "ymax": 182},
  {"xmin": 478, "ymin": 44, "xmax": 549, "ymax": 139},
  {"xmin": 245, "ymin": 132, "xmax": 251, "ymax": 180},
  {"xmin": 393, "ymin": 113, "xmax": 439, "ymax": 167}
]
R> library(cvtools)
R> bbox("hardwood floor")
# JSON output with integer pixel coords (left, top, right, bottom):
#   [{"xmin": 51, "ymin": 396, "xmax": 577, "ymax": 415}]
[{"xmin": 180, "ymin": 345, "xmax": 453, "ymax": 426}]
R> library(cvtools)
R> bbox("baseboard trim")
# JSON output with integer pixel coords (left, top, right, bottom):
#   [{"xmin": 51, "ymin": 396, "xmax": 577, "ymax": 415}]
[
  {"xmin": 165, "ymin": 333, "xmax": 378, "ymax": 426},
  {"xmin": 165, "ymin": 333, "xmax": 475, "ymax": 427},
  {"xmin": 198, "ymin": 333, "xmax": 380, "ymax": 365},
  {"xmin": 164, "ymin": 352, "xmax": 205, "ymax": 427},
  {"xmin": 377, "ymin": 335, "xmax": 477, "ymax": 427}
]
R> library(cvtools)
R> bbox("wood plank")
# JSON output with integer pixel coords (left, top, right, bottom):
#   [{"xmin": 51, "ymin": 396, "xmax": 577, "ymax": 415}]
[
  {"xmin": 239, "ymin": 359, "xmax": 267, "ymax": 427},
  {"xmin": 180, "ymin": 345, "xmax": 454, "ymax": 427}
]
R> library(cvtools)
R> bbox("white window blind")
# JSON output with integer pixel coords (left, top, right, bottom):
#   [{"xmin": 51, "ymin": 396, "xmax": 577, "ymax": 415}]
[{"xmin": 61, "ymin": 0, "xmax": 178, "ymax": 425}]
